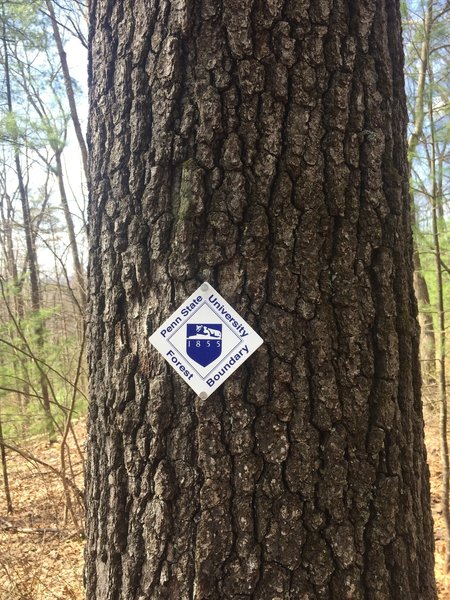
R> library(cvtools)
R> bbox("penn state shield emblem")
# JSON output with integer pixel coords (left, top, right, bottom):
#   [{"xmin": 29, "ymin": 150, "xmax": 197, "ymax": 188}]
[{"xmin": 186, "ymin": 324, "xmax": 222, "ymax": 367}]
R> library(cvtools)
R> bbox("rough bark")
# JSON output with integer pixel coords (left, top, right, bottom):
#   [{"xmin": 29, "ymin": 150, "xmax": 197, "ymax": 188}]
[{"xmin": 86, "ymin": 1, "xmax": 436, "ymax": 599}]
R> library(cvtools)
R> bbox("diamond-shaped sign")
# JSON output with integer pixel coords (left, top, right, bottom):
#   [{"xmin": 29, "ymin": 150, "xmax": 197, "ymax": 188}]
[{"xmin": 149, "ymin": 282, "xmax": 263, "ymax": 398}]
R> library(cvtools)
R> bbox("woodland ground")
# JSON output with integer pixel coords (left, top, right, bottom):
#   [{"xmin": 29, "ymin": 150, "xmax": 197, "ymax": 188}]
[
  {"xmin": 425, "ymin": 403, "xmax": 450, "ymax": 600},
  {"xmin": 0, "ymin": 413, "xmax": 448, "ymax": 600},
  {"xmin": 0, "ymin": 420, "xmax": 85, "ymax": 600}
]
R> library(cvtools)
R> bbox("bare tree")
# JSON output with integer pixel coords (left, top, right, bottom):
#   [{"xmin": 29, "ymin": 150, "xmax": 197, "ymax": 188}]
[
  {"xmin": 0, "ymin": 410, "xmax": 13, "ymax": 514},
  {"xmin": 45, "ymin": 0, "xmax": 88, "ymax": 179},
  {"xmin": 2, "ymin": 18, "xmax": 56, "ymax": 444},
  {"xmin": 407, "ymin": 0, "xmax": 436, "ymax": 385},
  {"xmin": 428, "ymin": 61, "xmax": 450, "ymax": 571}
]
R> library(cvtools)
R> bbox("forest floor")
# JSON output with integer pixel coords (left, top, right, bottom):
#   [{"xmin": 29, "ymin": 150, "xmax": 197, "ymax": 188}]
[
  {"xmin": 425, "ymin": 407, "xmax": 450, "ymax": 600},
  {"xmin": 0, "ymin": 420, "xmax": 85, "ymax": 600},
  {"xmin": 0, "ymin": 414, "xmax": 448, "ymax": 599}
]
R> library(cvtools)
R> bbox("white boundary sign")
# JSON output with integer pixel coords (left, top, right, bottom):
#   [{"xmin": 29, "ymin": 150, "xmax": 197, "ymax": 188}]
[{"xmin": 149, "ymin": 282, "xmax": 263, "ymax": 398}]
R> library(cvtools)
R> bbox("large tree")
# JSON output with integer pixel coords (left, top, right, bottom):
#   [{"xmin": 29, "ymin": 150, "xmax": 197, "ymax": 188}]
[{"xmin": 86, "ymin": 1, "xmax": 437, "ymax": 598}]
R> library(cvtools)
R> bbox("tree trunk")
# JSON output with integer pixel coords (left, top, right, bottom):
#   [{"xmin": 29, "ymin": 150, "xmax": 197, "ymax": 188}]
[
  {"xmin": 54, "ymin": 149, "xmax": 87, "ymax": 309},
  {"xmin": 0, "ymin": 414, "xmax": 13, "ymax": 514},
  {"xmin": 2, "ymin": 24, "xmax": 56, "ymax": 444},
  {"xmin": 429, "ymin": 66, "xmax": 450, "ymax": 572},
  {"xmin": 414, "ymin": 252, "xmax": 436, "ymax": 388},
  {"xmin": 86, "ymin": 1, "xmax": 436, "ymax": 599},
  {"xmin": 408, "ymin": 0, "xmax": 435, "ymax": 386},
  {"xmin": 45, "ymin": 0, "xmax": 89, "ymax": 180},
  {"xmin": 2, "ymin": 23, "xmax": 57, "ymax": 445},
  {"xmin": 0, "ymin": 191, "xmax": 31, "ymax": 431}
]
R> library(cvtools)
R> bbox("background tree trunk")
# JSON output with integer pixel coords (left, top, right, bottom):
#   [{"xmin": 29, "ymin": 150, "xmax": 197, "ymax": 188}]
[
  {"xmin": 2, "ymin": 24, "xmax": 57, "ymax": 445},
  {"xmin": 408, "ymin": 0, "xmax": 436, "ymax": 386},
  {"xmin": 86, "ymin": 1, "xmax": 437, "ymax": 598},
  {"xmin": 414, "ymin": 257, "xmax": 436, "ymax": 388},
  {"xmin": 428, "ymin": 68, "xmax": 450, "ymax": 572},
  {"xmin": 0, "ymin": 412, "xmax": 13, "ymax": 514},
  {"xmin": 54, "ymin": 148, "xmax": 86, "ymax": 309},
  {"xmin": 45, "ymin": 0, "xmax": 89, "ymax": 179}
]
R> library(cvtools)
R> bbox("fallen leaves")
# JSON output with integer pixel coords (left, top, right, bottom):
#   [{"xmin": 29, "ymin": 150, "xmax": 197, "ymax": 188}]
[
  {"xmin": 0, "ymin": 421, "xmax": 85, "ymax": 600},
  {"xmin": 1, "ymin": 411, "xmax": 449, "ymax": 599}
]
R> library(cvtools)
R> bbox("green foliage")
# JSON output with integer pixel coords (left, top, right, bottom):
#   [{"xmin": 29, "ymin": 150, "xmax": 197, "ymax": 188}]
[
  {"xmin": 403, "ymin": 0, "xmax": 450, "ymax": 348},
  {"xmin": 418, "ymin": 221, "xmax": 450, "ymax": 325},
  {"xmin": 0, "ymin": 0, "xmax": 88, "ymax": 445},
  {"xmin": 0, "ymin": 294, "xmax": 87, "ymax": 443},
  {"xmin": 0, "ymin": 111, "xmax": 20, "ymax": 141},
  {"xmin": 1, "ymin": 0, "xmax": 71, "ymax": 154}
]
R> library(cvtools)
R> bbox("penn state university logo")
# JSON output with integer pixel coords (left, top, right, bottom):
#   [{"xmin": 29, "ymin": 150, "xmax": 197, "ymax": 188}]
[{"xmin": 186, "ymin": 324, "xmax": 222, "ymax": 367}]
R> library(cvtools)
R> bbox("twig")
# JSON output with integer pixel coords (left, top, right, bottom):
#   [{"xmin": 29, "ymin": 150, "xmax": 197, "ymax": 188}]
[{"xmin": 1, "ymin": 441, "xmax": 83, "ymax": 501}]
